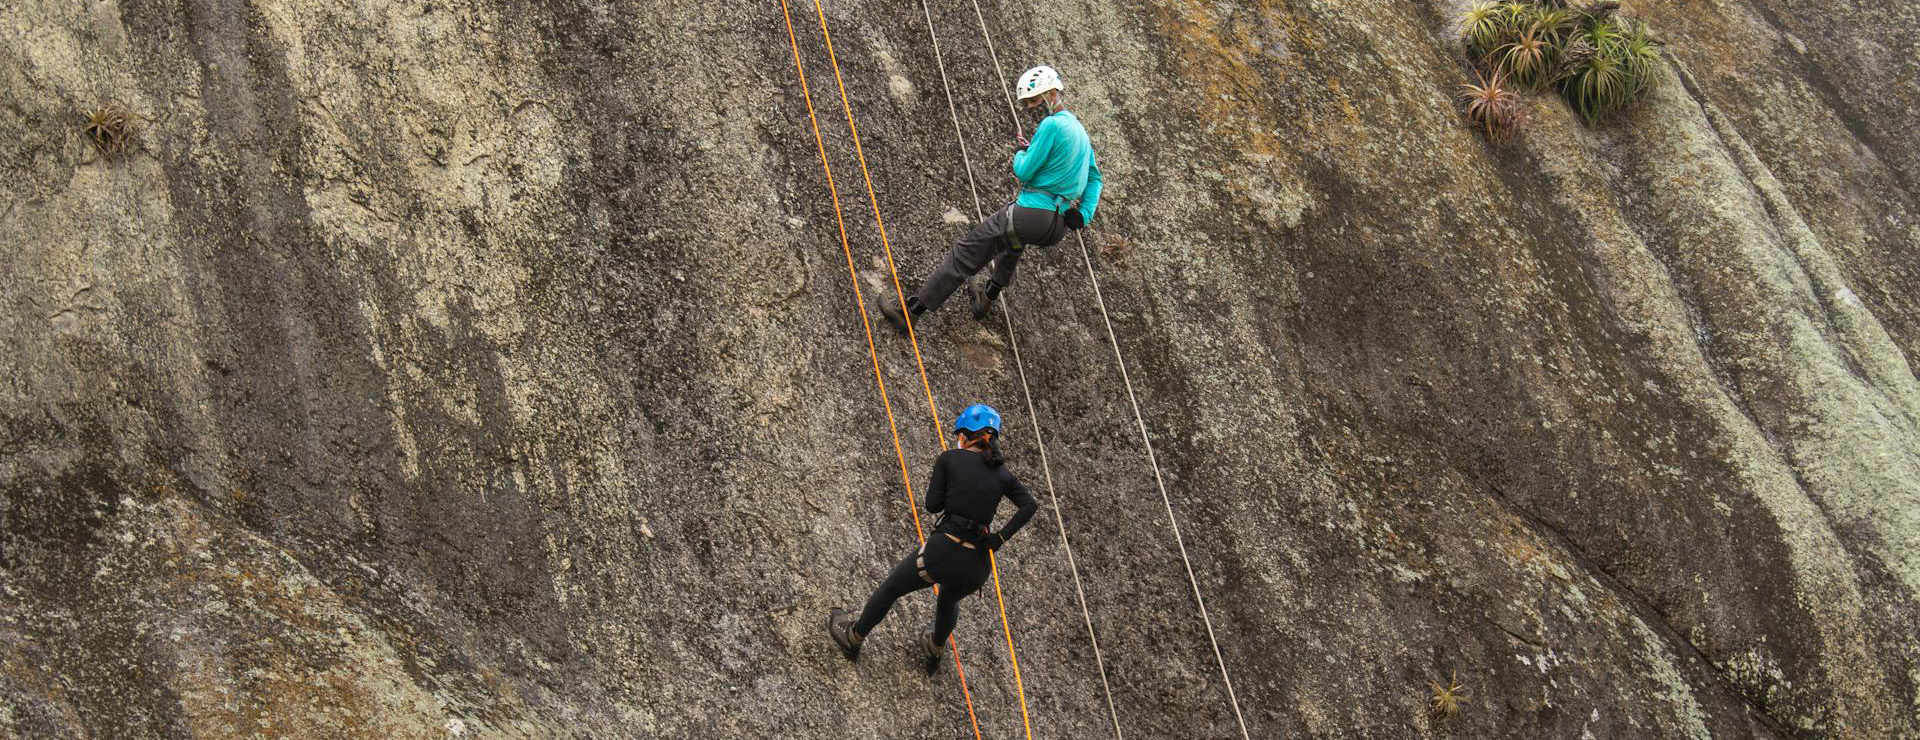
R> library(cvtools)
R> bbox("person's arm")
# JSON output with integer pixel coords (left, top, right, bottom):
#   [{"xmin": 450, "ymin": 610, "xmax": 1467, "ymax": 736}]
[
  {"xmin": 990, "ymin": 475, "xmax": 1039, "ymax": 544},
  {"xmin": 1077, "ymin": 152, "xmax": 1103, "ymax": 224},
  {"xmin": 925, "ymin": 453, "xmax": 949, "ymax": 514},
  {"xmin": 1012, "ymin": 117, "xmax": 1060, "ymax": 184}
]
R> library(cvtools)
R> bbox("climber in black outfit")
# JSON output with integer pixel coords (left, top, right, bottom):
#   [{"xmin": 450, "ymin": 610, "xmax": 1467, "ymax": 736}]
[{"xmin": 827, "ymin": 403, "xmax": 1038, "ymax": 674}]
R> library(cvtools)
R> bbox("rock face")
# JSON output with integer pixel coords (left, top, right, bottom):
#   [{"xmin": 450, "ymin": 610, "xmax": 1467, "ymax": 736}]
[{"xmin": 2, "ymin": 0, "xmax": 1916, "ymax": 737}]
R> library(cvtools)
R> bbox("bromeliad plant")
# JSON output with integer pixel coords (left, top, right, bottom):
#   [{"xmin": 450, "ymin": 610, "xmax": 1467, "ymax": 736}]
[
  {"xmin": 1558, "ymin": 17, "xmax": 1661, "ymax": 123},
  {"xmin": 1549, "ymin": 3, "xmax": 1660, "ymax": 118},
  {"xmin": 1460, "ymin": 1, "xmax": 1511, "ymax": 58},
  {"xmin": 1458, "ymin": 70, "xmax": 1527, "ymax": 146},
  {"xmin": 1454, "ymin": 0, "xmax": 1662, "ymax": 138},
  {"xmin": 1464, "ymin": 0, "xmax": 1577, "ymax": 87},
  {"xmin": 1497, "ymin": 24, "xmax": 1555, "ymax": 87},
  {"xmin": 81, "ymin": 103, "xmax": 139, "ymax": 160},
  {"xmin": 1429, "ymin": 671, "xmax": 1468, "ymax": 720}
]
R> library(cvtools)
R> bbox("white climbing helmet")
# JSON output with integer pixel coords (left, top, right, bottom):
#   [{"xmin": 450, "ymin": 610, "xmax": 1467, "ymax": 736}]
[{"xmin": 1015, "ymin": 65, "xmax": 1063, "ymax": 100}]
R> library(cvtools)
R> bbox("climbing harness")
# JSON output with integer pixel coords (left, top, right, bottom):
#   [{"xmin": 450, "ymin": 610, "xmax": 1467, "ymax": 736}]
[
  {"xmin": 999, "ymin": 203, "xmax": 1024, "ymax": 250},
  {"xmin": 934, "ymin": 512, "xmax": 993, "ymax": 546},
  {"xmin": 914, "ymin": 542, "xmax": 941, "ymax": 583},
  {"xmin": 1025, "ymin": 188, "xmax": 1079, "ymax": 214}
]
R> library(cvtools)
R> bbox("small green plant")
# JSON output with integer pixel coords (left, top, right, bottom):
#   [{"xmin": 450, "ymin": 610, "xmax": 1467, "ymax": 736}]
[
  {"xmin": 1469, "ymin": 2, "xmax": 1577, "ymax": 88},
  {"xmin": 1464, "ymin": 2, "xmax": 1535, "ymax": 59},
  {"xmin": 81, "ymin": 103, "xmax": 139, "ymax": 160},
  {"xmin": 1560, "ymin": 45, "xmax": 1627, "ymax": 123},
  {"xmin": 1429, "ymin": 671, "xmax": 1468, "ymax": 719},
  {"xmin": 1618, "ymin": 20, "xmax": 1661, "ymax": 83},
  {"xmin": 1458, "ymin": 69, "xmax": 1527, "ymax": 146},
  {"xmin": 1497, "ymin": 24, "xmax": 1555, "ymax": 87},
  {"xmin": 1461, "ymin": 1, "xmax": 1509, "ymax": 57},
  {"xmin": 1556, "ymin": 18, "xmax": 1660, "ymax": 124},
  {"xmin": 1530, "ymin": 7, "xmax": 1576, "ymax": 46}
]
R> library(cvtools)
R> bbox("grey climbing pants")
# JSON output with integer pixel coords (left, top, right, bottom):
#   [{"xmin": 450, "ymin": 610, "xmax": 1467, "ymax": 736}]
[{"xmin": 911, "ymin": 202, "xmax": 1066, "ymax": 312}]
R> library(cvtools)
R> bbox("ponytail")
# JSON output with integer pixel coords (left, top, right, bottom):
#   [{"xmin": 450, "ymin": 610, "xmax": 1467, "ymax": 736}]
[{"xmin": 971, "ymin": 432, "xmax": 1006, "ymax": 467}]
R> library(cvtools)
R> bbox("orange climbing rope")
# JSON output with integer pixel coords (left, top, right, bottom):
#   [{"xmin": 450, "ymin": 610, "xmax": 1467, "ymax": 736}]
[
  {"xmin": 801, "ymin": 2, "xmax": 1038, "ymax": 738},
  {"xmin": 803, "ymin": 0, "xmax": 945, "ymax": 454},
  {"xmin": 775, "ymin": 2, "xmax": 983, "ymax": 737}
]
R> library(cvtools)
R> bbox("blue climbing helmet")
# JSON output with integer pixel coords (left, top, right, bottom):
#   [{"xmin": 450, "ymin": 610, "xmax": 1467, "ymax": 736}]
[{"xmin": 952, "ymin": 403, "xmax": 1002, "ymax": 437}]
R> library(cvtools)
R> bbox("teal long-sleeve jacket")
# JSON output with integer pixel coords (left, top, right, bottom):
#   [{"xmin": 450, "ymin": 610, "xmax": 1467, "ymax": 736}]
[{"xmin": 1011, "ymin": 110, "xmax": 1103, "ymax": 224}]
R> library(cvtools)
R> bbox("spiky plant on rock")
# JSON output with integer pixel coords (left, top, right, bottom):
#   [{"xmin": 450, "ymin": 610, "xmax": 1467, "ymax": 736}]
[
  {"xmin": 81, "ymin": 104, "xmax": 138, "ymax": 161},
  {"xmin": 1429, "ymin": 671, "xmax": 1468, "ymax": 719},
  {"xmin": 1530, "ymin": 7, "xmax": 1576, "ymax": 48},
  {"xmin": 1497, "ymin": 24, "xmax": 1555, "ymax": 88},
  {"xmin": 1459, "ymin": 70, "xmax": 1528, "ymax": 146},
  {"xmin": 1618, "ymin": 20, "xmax": 1661, "ymax": 85},
  {"xmin": 1556, "ymin": 17, "xmax": 1661, "ymax": 124},
  {"xmin": 1462, "ymin": 1, "xmax": 1507, "ymax": 57}
]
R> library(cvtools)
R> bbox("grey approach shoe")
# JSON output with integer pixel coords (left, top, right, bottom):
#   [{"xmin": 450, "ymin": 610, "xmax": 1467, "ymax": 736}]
[
  {"xmin": 827, "ymin": 608, "xmax": 863, "ymax": 662},
  {"xmin": 968, "ymin": 281, "xmax": 995, "ymax": 319},
  {"xmin": 919, "ymin": 630, "xmax": 943, "ymax": 675},
  {"xmin": 877, "ymin": 295, "xmax": 920, "ymax": 335}
]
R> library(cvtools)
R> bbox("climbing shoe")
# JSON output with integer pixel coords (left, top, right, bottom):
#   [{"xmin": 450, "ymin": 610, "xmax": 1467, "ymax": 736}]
[
  {"xmin": 919, "ymin": 630, "xmax": 943, "ymax": 675},
  {"xmin": 827, "ymin": 608, "xmax": 863, "ymax": 662},
  {"xmin": 968, "ymin": 280, "xmax": 997, "ymax": 320},
  {"xmin": 877, "ymin": 294, "xmax": 923, "ymax": 335}
]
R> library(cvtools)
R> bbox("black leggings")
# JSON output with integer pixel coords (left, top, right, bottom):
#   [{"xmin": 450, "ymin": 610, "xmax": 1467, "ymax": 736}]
[{"xmin": 853, "ymin": 535, "xmax": 991, "ymax": 644}]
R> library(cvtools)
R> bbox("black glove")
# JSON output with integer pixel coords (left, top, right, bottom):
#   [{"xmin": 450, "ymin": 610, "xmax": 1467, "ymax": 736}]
[
  {"xmin": 981, "ymin": 533, "xmax": 1006, "ymax": 551},
  {"xmin": 1063, "ymin": 208, "xmax": 1085, "ymax": 230}
]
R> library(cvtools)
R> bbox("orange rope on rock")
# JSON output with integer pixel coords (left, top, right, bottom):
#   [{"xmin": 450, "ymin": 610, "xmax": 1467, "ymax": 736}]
[
  {"xmin": 987, "ymin": 552, "xmax": 1035, "ymax": 740},
  {"xmin": 775, "ymin": 0, "xmax": 925, "ymax": 542},
  {"xmin": 803, "ymin": 2, "xmax": 1038, "ymax": 737},
  {"xmin": 806, "ymin": 0, "xmax": 946, "ymax": 454},
  {"xmin": 775, "ymin": 2, "xmax": 982, "ymax": 737}
]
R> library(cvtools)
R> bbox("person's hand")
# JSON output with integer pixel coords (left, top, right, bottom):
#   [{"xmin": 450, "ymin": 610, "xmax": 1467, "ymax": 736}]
[
  {"xmin": 1016, "ymin": 134, "xmax": 1030, "ymax": 148},
  {"xmin": 1064, "ymin": 209, "xmax": 1085, "ymax": 230},
  {"xmin": 981, "ymin": 533, "xmax": 1006, "ymax": 551}
]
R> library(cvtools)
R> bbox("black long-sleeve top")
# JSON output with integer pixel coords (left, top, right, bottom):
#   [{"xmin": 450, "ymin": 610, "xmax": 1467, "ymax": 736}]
[{"xmin": 925, "ymin": 448, "xmax": 1038, "ymax": 544}]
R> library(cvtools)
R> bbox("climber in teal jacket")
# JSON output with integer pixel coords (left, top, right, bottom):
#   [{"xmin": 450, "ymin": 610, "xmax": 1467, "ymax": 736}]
[
  {"xmin": 1013, "ymin": 107, "xmax": 1102, "ymax": 225},
  {"xmin": 881, "ymin": 65, "xmax": 1104, "ymax": 330}
]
